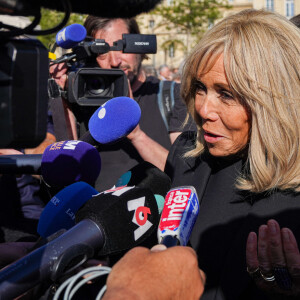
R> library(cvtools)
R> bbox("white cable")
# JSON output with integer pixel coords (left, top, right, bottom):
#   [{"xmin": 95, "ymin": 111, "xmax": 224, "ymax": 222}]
[
  {"xmin": 68, "ymin": 269, "xmax": 111, "ymax": 299},
  {"xmin": 53, "ymin": 266, "xmax": 111, "ymax": 300},
  {"xmin": 95, "ymin": 284, "xmax": 107, "ymax": 300}
]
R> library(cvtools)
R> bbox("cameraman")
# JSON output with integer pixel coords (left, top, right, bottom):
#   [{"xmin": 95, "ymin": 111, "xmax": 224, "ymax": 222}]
[{"xmin": 50, "ymin": 16, "xmax": 193, "ymax": 191}]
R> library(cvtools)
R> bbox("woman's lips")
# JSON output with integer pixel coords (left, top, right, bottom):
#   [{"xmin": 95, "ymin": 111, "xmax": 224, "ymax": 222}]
[{"xmin": 203, "ymin": 131, "xmax": 224, "ymax": 143}]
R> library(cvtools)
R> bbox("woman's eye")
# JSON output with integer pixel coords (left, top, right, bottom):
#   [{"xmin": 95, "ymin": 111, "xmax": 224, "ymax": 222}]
[
  {"xmin": 194, "ymin": 81, "xmax": 206, "ymax": 94},
  {"xmin": 220, "ymin": 90, "xmax": 234, "ymax": 100}
]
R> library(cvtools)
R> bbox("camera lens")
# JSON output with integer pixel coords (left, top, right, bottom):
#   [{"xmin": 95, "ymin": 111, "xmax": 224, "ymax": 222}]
[{"xmin": 86, "ymin": 76, "xmax": 108, "ymax": 96}]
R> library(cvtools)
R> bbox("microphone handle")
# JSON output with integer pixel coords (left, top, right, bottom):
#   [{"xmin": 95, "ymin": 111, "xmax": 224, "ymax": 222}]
[
  {"xmin": 0, "ymin": 154, "xmax": 42, "ymax": 174},
  {"xmin": 161, "ymin": 235, "xmax": 180, "ymax": 248},
  {"xmin": 79, "ymin": 131, "xmax": 98, "ymax": 146},
  {"xmin": 0, "ymin": 219, "xmax": 104, "ymax": 299}
]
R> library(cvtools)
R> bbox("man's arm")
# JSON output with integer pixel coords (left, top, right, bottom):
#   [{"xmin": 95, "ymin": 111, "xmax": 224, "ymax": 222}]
[
  {"xmin": 127, "ymin": 125, "xmax": 169, "ymax": 171},
  {"xmin": 103, "ymin": 245, "xmax": 205, "ymax": 300}
]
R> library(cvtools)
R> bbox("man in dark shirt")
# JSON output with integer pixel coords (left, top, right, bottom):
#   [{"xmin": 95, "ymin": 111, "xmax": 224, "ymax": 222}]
[{"xmin": 50, "ymin": 17, "xmax": 193, "ymax": 191}]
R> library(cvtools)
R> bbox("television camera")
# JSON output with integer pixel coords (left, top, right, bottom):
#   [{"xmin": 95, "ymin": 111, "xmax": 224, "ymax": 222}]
[
  {"xmin": 48, "ymin": 28, "xmax": 157, "ymax": 106},
  {"xmin": 0, "ymin": 0, "xmax": 161, "ymax": 148}
]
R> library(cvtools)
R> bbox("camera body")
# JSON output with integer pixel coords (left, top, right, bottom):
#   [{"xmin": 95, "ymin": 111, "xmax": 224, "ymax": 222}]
[
  {"xmin": 51, "ymin": 34, "xmax": 156, "ymax": 107},
  {"xmin": 0, "ymin": 38, "xmax": 48, "ymax": 148},
  {"xmin": 67, "ymin": 68, "xmax": 128, "ymax": 106}
]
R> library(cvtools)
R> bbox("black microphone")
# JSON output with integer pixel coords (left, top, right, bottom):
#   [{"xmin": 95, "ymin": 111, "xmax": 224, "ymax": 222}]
[
  {"xmin": 0, "ymin": 186, "xmax": 159, "ymax": 299},
  {"xmin": 115, "ymin": 161, "xmax": 171, "ymax": 197}
]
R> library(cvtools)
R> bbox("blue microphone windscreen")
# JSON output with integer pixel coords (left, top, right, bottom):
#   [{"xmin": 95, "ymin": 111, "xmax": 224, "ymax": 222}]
[
  {"xmin": 56, "ymin": 23, "xmax": 87, "ymax": 49},
  {"xmin": 38, "ymin": 182, "xmax": 99, "ymax": 238},
  {"xmin": 41, "ymin": 140, "xmax": 101, "ymax": 188},
  {"xmin": 88, "ymin": 97, "xmax": 141, "ymax": 144}
]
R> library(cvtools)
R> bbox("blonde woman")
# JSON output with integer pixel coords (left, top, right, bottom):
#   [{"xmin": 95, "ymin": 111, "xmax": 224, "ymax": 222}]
[{"xmin": 165, "ymin": 9, "xmax": 300, "ymax": 299}]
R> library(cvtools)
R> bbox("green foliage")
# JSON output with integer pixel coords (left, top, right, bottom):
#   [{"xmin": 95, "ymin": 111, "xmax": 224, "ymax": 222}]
[
  {"xmin": 36, "ymin": 9, "xmax": 87, "ymax": 49},
  {"xmin": 151, "ymin": 0, "xmax": 231, "ymax": 51}
]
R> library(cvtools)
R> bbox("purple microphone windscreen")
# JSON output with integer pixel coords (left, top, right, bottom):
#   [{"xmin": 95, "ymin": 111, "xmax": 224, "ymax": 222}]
[
  {"xmin": 41, "ymin": 140, "xmax": 101, "ymax": 188},
  {"xmin": 88, "ymin": 97, "xmax": 141, "ymax": 144},
  {"xmin": 56, "ymin": 23, "xmax": 87, "ymax": 49},
  {"xmin": 37, "ymin": 182, "xmax": 99, "ymax": 238}
]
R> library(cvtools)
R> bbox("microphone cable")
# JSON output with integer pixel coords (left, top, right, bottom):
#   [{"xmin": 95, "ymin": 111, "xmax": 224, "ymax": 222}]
[{"xmin": 53, "ymin": 265, "xmax": 111, "ymax": 300}]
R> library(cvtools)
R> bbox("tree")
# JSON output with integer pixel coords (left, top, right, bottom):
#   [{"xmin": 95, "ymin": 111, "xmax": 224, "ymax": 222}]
[
  {"xmin": 36, "ymin": 9, "xmax": 87, "ymax": 49},
  {"xmin": 151, "ymin": 0, "xmax": 231, "ymax": 55}
]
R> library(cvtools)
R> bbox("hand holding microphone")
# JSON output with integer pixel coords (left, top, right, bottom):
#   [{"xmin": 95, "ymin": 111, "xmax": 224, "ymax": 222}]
[
  {"xmin": 103, "ymin": 245, "xmax": 205, "ymax": 300},
  {"xmin": 0, "ymin": 185, "xmax": 160, "ymax": 298},
  {"xmin": 80, "ymin": 96, "xmax": 141, "ymax": 146},
  {"xmin": 103, "ymin": 186, "xmax": 203, "ymax": 300}
]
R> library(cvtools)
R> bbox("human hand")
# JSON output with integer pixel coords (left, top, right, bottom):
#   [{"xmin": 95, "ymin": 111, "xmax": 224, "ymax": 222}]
[
  {"xmin": 49, "ymin": 62, "xmax": 68, "ymax": 90},
  {"xmin": 103, "ymin": 245, "xmax": 205, "ymax": 300},
  {"xmin": 126, "ymin": 124, "xmax": 143, "ymax": 143},
  {"xmin": 246, "ymin": 219, "xmax": 300, "ymax": 297},
  {"xmin": 0, "ymin": 149, "xmax": 23, "ymax": 155},
  {"xmin": 0, "ymin": 242, "xmax": 36, "ymax": 270}
]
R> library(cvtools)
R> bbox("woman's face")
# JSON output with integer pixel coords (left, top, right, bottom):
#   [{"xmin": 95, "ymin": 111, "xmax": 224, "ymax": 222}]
[{"xmin": 194, "ymin": 54, "xmax": 250, "ymax": 157}]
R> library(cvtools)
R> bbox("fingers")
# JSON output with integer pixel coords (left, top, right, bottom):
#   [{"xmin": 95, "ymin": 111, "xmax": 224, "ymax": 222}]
[
  {"xmin": 267, "ymin": 220, "xmax": 286, "ymax": 268},
  {"xmin": 49, "ymin": 62, "xmax": 68, "ymax": 89},
  {"xmin": 257, "ymin": 225, "xmax": 273, "ymax": 275},
  {"xmin": 0, "ymin": 149, "xmax": 24, "ymax": 155},
  {"xmin": 151, "ymin": 244, "xmax": 167, "ymax": 252},
  {"xmin": 282, "ymin": 228, "xmax": 300, "ymax": 285},
  {"xmin": 247, "ymin": 219, "xmax": 300, "ymax": 296},
  {"xmin": 246, "ymin": 231, "xmax": 259, "ymax": 271}
]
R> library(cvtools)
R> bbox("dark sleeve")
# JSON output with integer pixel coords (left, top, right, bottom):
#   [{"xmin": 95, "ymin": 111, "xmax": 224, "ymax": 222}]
[
  {"xmin": 168, "ymin": 83, "xmax": 197, "ymax": 133},
  {"xmin": 47, "ymin": 109, "xmax": 55, "ymax": 136},
  {"xmin": 164, "ymin": 131, "xmax": 197, "ymax": 182}
]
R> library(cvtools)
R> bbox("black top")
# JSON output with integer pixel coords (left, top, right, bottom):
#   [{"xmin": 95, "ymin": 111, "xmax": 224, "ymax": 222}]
[{"xmin": 165, "ymin": 131, "xmax": 300, "ymax": 300}]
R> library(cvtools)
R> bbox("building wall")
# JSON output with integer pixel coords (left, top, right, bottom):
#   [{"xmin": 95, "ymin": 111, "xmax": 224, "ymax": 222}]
[{"xmin": 138, "ymin": 0, "xmax": 300, "ymax": 70}]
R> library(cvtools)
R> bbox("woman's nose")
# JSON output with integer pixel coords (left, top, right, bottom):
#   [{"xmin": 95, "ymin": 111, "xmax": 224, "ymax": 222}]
[{"xmin": 196, "ymin": 94, "xmax": 219, "ymax": 122}]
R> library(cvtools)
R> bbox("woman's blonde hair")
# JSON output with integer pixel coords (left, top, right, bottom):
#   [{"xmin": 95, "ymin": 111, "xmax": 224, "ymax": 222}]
[{"xmin": 181, "ymin": 9, "xmax": 300, "ymax": 193}]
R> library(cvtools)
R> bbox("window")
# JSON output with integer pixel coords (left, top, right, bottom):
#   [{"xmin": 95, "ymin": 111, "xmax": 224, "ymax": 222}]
[
  {"xmin": 266, "ymin": 0, "xmax": 274, "ymax": 11},
  {"xmin": 149, "ymin": 20, "xmax": 155, "ymax": 29},
  {"xmin": 286, "ymin": 0, "xmax": 294, "ymax": 17}
]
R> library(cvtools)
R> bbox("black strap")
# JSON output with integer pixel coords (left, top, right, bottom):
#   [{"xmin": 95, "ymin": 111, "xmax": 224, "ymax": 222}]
[
  {"xmin": 49, "ymin": 97, "xmax": 70, "ymax": 141},
  {"xmin": 157, "ymin": 80, "xmax": 175, "ymax": 131}
]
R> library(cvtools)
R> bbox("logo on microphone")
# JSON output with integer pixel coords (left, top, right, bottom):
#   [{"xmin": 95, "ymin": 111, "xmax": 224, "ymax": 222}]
[
  {"xmin": 128, "ymin": 197, "xmax": 152, "ymax": 241},
  {"xmin": 57, "ymin": 28, "xmax": 66, "ymax": 42}
]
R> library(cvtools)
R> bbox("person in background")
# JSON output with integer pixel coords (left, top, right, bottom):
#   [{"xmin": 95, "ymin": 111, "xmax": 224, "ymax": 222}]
[
  {"xmin": 142, "ymin": 65, "xmax": 158, "ymax": 77},
  {"xmin": 158, "ymin": 63, "xmax": 172, "ymax": 81},
  {"xmin": 164, "ymin": 9, "xmax": 300, "ymax": 300},
  {"xmin": 50, "ymin": 17, "xmax": 191, "ymax": 191}
]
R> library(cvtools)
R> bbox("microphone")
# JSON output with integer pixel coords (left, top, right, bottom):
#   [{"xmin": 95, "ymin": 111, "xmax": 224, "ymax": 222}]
[
  {"xmin": 37, "ymin": 182, "xmax": 99, "ymax": 238},
  {"xmin": 0, "ymin": 186, "xmax": 159, "ymax": 298},
  {"xmin": 81, "ymin": 96, "xmax": 141, "ymax": 145},
  {"xmin": 40, "ymin": 0, "xmax": 163, "ymax": 18},
  {"xmin": 0, "ymin": 140, "xmax": 101, "ymax": 188},
  {"xmin": 56, "ymin": 23, "xmax": 87, "ymax": 49},
  {"xmin": 115, "ymin": 161, "xmax": 171, "ymax": 197},
  {"xmin": 115, "ymin": 161, "xmax": 171, "ymax": 213},
  {"xmin": 158, "ymin": 186, "xmax": 199, "ymax": 247}
]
